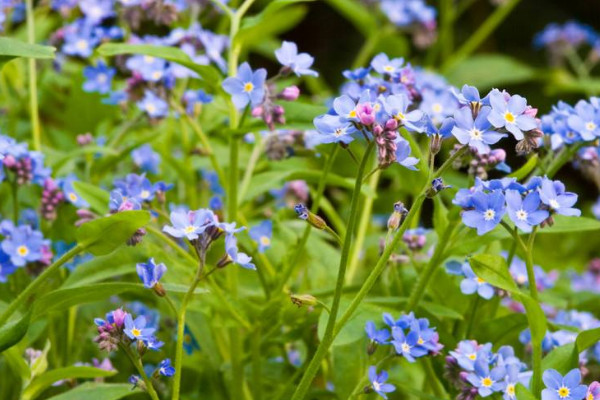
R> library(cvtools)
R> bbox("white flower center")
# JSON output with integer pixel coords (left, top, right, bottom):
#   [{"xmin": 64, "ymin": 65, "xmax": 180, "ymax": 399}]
[
  {"xmin": 334, "ymin": 128, "xmax": 345, "ymax": 137},
  {"xmin": 549, "ymin": 199, "xmax": 560, "ymax": 210},
  {"xmin": 97, "ymin": 73, "xmax": 107, "ymax": 83},
  {"xmin": 401, "ymin": 342, "xmax": 411, "ymax": 352},
  {"xmin": 470, "ymin": 128, "xmax": 483, "ymax": 140},
  {"xmin": 432, "ymin": 103, "xmax": 443, "ymax": 113},
  {"xmin": 507, "ymin": 384, "xmax": 516, "ymax": 397},
  {"xmin": 586, "ymin": 121, "xmax": 597, "ymax": 131},
  {"xmin": 516, "ymin": 209, "xmax": 528, "ymax": 221},
  {"xmin": 483, "ymin": 209, "xmax": 496, "ymax": 221},
  {"xmin": 373, "ymin": 380, "xmax": 382, "ymax": 391},
  {"xmin": 76, "ymin": 39, "xmax": 88, "ymax": 51},
  {"xmin": 140, "ymin": 190, "xmax": 150, "ymax": 199},
  {"xmin": 68, "ymin": 192, "xmax": 78, "ymax": 202},
  {"xmin": 143, "ymin": 55, "xmax": 155, "ymax": 63},
  {"xmin": 146, "ymin": 104, "xmax": 157, "ymax": 114},
  {"xmin": 260, "ymin": 236, "xmax": 270, "ymax": 246}
]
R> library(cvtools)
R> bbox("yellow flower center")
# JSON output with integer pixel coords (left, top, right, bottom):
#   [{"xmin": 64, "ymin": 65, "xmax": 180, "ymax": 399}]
[
  {"xmin": 243, "ymin": 82, "xmax": 254, "ymax": 92},
  {"xmin": 152, "ymin": 71, "xmax": 163, "ymax": 80},
  {"xmin": 507, "ymin": 384, "xmax": 515, "ymax": 396},
  {"xmin": 383, "ymin": 65, "xmax": 394, "ymax": 73},
  {"xmin": 417, "ymin": 337, "xmax": 424, "ymax": 345},
  {"xmin": 467, "ymin": 353, "xmax": 477, "ymax": 360},
  {"xmin": 131, "ymin": 328, "xmax": 141, "ymax": 337},
  {"xmin": 146, "ymin": 104, "xmax": 157, "ymax": 114},
  {"xmin": 396, "ymin": 112, "xmax": 405, "ymax": 121},
  {"xmin": 476, "ymin": 277, "xmax": 486, "ymax": 284},
  {"xmin": 140, "ymin": 190, "xmax": 151, "ymax": 199},
  {"xmin": 432, "ymin": 103, "xmax": 443, "ymax": 113},
  {"xmin": 349, "ymin": 110, "xmax": 357, "ymax": 118},
  {"xmin": 481, "ymin": 377, "xmax": 493, "ymax": 388},
  {"xmin": 260, "ymin": 236, "xmax": 271, "ymax": 246},
  {"xmin": 17, "ymin": 245, "xmax": 29, "ymax": 257},
  {"xmin": 504, "ymin": 111, "xmax": 515, "ymax": 123},
  {"xmin": 558, "ymin": 387, "xmax": 570, "ymax": 398},
  {"xmin": 184, "ymin": 226, "xmax": 196, "ymax": 234},
  {"xmin": 68, "ymin": 192, "xmax": 78, "ymax": 202},
  {"xmin": 76, "ymin": 40, "xmax": 88, "ymax": 51},
  {"xmin": 587, "ymin": 392, "xmax": 594, "ymax": 400},
  {"xmin": 586, "ymin": 122, "xmax": 597, "ymax": 131},
  {"xmin": 143, "ymin": 55, "xmax": 155, "ymax": 63}
]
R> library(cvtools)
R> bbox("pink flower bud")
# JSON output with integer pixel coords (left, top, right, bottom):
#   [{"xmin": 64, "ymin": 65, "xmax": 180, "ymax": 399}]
[
  {"xmin": 3, "ymin": 154, "xmax": 16, "ymax": 168},
  {"xmin": 385, "ymin": 118, "xmax": 398, "ymax": 131},
  {"xmin": 524, "ymin": 106, "xmax": 538, "ymax": 118},
  {"xmin": 280, "ymin": 85, "xmax": 300, "ymax": 101},
  {"xmin": 251, "ymin": 106, "xmax": 263, "ymax": 118}
]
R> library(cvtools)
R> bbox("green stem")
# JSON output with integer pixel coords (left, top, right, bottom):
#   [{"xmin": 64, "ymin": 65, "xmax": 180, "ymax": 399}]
[
  {"xmin": 347, "ymin": 168, "xmax": 381, "ymax": 283},
  {"xmin": 405, "ymin": 218, "xmax": 458, "ymax": 311},
  {"xmin": 564, "ymin": 46, "xmax": 590, "ymax": 79},
  {"xmin": 11, "ymin": 180, "xmax": 18, "ymax": 224},
  {"xmin": 423, "ymin": 357, "xmax": 447, "ymax": 397},
  {"xmin": 289, "ymin": 146, "xmax": 467, "ymax": 400},
  {"xmin": 290, "ymin": 142, "xmax": 374, "ymax": 400},
  {"xmin": 441, "ymin": 0, "xmax": 522, "ymax": 72},
  {"xmin": 275, "ymin": 145, "xmax": 340, "ymax": 292},
  {"xmin": 465, "ymin": 296, "xmax": 480, "ymax": 338},
  {"xmin": 0, "ymin": 245, "xmax": 84, "ymax": 326},
  {"xmin": 238, "ymin": 132, "xmax": 265, "ymax": 205},
  {"xmin": 172, "ymin": 254, "xmax": 205, "ymax": 400},
  {"xmin": 25, "ymin": 0, "xmax": 40, "ymax": 151},
  {"xmin": 120, "ymin": 344, "xmax": 160, "ymax": 400}
]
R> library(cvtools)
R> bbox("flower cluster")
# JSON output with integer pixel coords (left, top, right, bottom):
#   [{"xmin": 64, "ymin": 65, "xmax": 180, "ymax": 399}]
[
  {"xmin": 365, "ymin": 312, "xmax": 443, "ymax": 361},
  {"xmin": 377, "ymin": 0, "xmax": 437, "ymax": 48},
  {"xmin": 163, "ymin": 208, "xmax": 255, "ymax": 270},
  {"xmin": 446, "ymin": 341, "xmax": 529, "ymax": 400},
  {"xmin": 534, "ymin": 21, "xmax": 600, "ymax": 67},
  {"xmin": 109, "ymin": 173, "xmax": 172, "ymax": 212},
  {"xmin": 0, "ymin": 221, "xmax": 52, "ymax": 281},
  {"xmin": 453, "ymin": 176, "xmax": 580, "ymax": 235},
  {"xmin": 541, "ymin": 97, "xmax": 600, "ymax": 150},
  {"xmin": 0, "ymin": 134, "xmax": 50, "ymax": 186}
]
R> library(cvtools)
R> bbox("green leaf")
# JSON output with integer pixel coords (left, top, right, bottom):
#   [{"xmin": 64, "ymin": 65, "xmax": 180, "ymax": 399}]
[
  {"xmin": 432, "ymin": 196, "xmax": 448, "ymax": 238},
  {"xmin": 515, "ymin": 384, "xmax": 538, "ymax": 400},
  {"xmin": 72, "ymin": 181, "xmax": 110, "ymax": 214},
  {"xmin": 444, "ymin": 54, "xmax": 536, "ymax": 89},
  {"xmin": 237, "ymin": 3, "xmax": 310, "ymax": 46},
  {"xmin": 76, "ymin": 211, "xmax": 151, "ymax": 255},
  {"xmin": 508, "ymin": 154, "xmax": 538, "ymax": 180},
  {"xmin": 47, "ymin": 383, "xmax": 138, "ymax": 400},
  {"xmin": 542, "ymin": 343, "xmax": 578, "ymax": 374},
  {"xmin": 576, "ymin": 326, "xmax": 600, "ymax": 351},
  {"xmin": 469, "ymin": 254, "xmax": 517, "ymax": 292},
  {"xmin": 0, "ymin": 37, "xmax": 55, "ymax": 68},
  {"xmin": 0, "ymin": 311, "xmax": 31, "ymax": 353},
  {"xmin": 96, "ymin": 43, "xmax": 221, "ymax": 89},
  {"xmin": 538, "ymin": 215, "xmax": 600, "ymax": 234},
  {"xmin": 23, "ymin": 367, "xmax": 117, "ymax": 400}
]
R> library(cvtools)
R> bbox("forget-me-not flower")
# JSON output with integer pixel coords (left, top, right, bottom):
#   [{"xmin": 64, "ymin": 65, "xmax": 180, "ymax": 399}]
[
  {"xmin": 222, "ymin": 62, "xmax": 266, "ymax": 109},
  {"xmin": 275, "ymin": 41, "xmax": 318, "ymax": 77}
]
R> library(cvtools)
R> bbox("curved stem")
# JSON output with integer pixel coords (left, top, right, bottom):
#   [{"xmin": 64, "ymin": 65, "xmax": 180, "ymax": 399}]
[
  {"xmin": 238, "ymin": 132, "xmax": 265, "ymax": 205},
  {"xmin": 290, "ymin": 142, "xmax": 374, "ymax": 400},
  {"xmin": 289, "ymin": 146, "xmax": 467, "ymax": 400},
  {"xmin": 0, "ymin": 244, "xmax": 83, "ymax": 326},
  {"xmin": 120, "ymin": 344, "xmax": 161, "ymax": 400}
]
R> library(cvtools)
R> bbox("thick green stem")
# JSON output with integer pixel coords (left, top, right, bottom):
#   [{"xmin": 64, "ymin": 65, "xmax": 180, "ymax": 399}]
[
  {"xmin": 290, "ymin": 141, "xmax": 374, "ymax": 400},
  {"xmin": 0, "ymin": 244, "xmax": 84, "ymax": 326},
  {"xmin": 26, "ymin": 0, "xmax": 41, "ymax": 151},
  {"xmin": 172, "ymin": 254, "xmax": 205, "ymax": 400}
]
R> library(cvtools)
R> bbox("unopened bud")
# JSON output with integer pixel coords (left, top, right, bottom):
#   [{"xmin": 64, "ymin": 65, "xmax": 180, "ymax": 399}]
[
  {"xmin": 217, "ymin": 254, "xmax": 233, "ymax": 269},
  {"xmin": 251, "ymin": 106, "xmax": 263, "ymax": 118},
  {"xmin": 153, "ymin": 282, "xmax": 166, "ymax": 297},
  {"xmin": 387, "ymin": 201, "xmax": 408, "ymax": 230},
  {"xmin": 290, "ymin": 293, "xmax": 317, "ymax": 307},
  {"xmin": 430, "ymin": 133, "xmax": 443, "ymax": 156},
  {"xmin": 385, "ymin": 118, "xmax": 398, "ymax": 131},
  {"xmin": 294, "ymin": 203, "xmax": 327, "ymax": 230},
  {"xmin": 427, "ymin": 177, "xmax": 452, "ymax": 198},
  {"xmin": 279, "ymin": 85, "xmax": 300, "ymax": 101}
]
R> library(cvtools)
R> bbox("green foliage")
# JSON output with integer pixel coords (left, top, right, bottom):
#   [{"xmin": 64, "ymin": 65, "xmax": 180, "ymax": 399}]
[
  {"xmin": 22, "ymin": 367, "xmax": 117, "ymax": 400},
  {"xmin": 76, "ymin": 211, "xmax": 151, "ymax": 255},
  {"xmin": 0, "ymin": 37, "xmax": 55, "ymax": 68},
  {"xmin": 445, "ymin": 54, "xmax": 537, "ymax": 89}
]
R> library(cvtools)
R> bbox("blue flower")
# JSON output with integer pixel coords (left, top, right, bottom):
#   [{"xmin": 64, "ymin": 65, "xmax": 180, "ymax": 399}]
[
  {"xmin": 275, "ymin": 41, "xmax": 318, "ymax": 77},
  {"xmin": 62, "ymin": 29, "xmax": 98, "ymax": 58},
  {"xmin": 131, "ymin": 144, "xmax": 160, "ymax": 174},
  {"xmin": 391, "ymin": 327, "xmax": 428, "ymax": 362},
  {"xmin": 158, "ymin": 359, "xmax": 175, "ymax": 377},
  {"xmin": 567, "ymin": 100, "xmax": 600, "ymax": 141},
  {"xmin": 182, "ymin": 325, "xmax": 200, "ymax": 354},
  {"xmin": 365, "ymin": 321, "xmax": 391, "ymax": 344},
  {"xmin": 450, "ymin": 340, "xmax": 493, "ymax": 371},
  {"xmin": 466, "ymin": 359, "xmax": 507, "ymax": 397},
  {"xmin": 224, "ymin": 233, "xmax": 255, "ymax": 270},
  {"xmin": 163, "ymin": 208, "xmax": 217, "ymax": 241},
  {"xmin": 333, "ymin": 95, "xmax": 359, "ymax": 122},
  {"xmin": 538, "ymin": 178, "xmax": 580, "ymax": 216},
  {"xmin": 487, "ymin": 90, "xmax": 537, "ymax": 140},
  {"xmin": 82, "ymin": 61, "xmax": 115, "ymax": 94},
  {"xmin": 109, "ymin": 190, "xmax": 141, "ymax": 212},
  {"xmin": 380, "ymin": 93, "xmax": 424, "ymax": 132},
  {"xmin": 370, "ymin": 53, "xmax": 404, "ymax": 75},
  {"xmin": 461, "ymin": 190, "xmax": 506, "ymax": 235},
  {"xmin": 452, "ymin": 106, "xmax": 506, "ymax": 154},
  {"xmin": 144, "ymin": 336, "xmax": 165, "ymax": 351},
  {"xmin": 1, "ymin": 225, "xmax": 48, "ymax": 267},
  {"xmin": 368, "ymin": 366, "xmax": 396, "ymax": 399},
  {"xmin": 59, "ymin": 175, "xmax": 89, "ymax": 208},
  {"xmin": 452, "ymin": 84, "xmax": 487, "ymax": 107},
  {"xmin": 182, "ymin": 89, "xmax": 213, "ymax": 115},
  {"xmin": 0, "ymin": 250, "xmax": 16, "ymax": 282},
  {"xmin": 125, "ymin": 55, "xmax": 169, "ymax": 82},
  {"xmin": 505, "ymin": 190, "xmax": 549, "ymax": 232},
  {"xmin": 459, "ymin": 262, "xmax": 495, "ymax": 299},
  {"xmin": 313, "ymin": 114, "xmax": 356, "ymax": 144},
  {"xmin": 123, "ymin": 314, "xmax": 156, "ymax": 342},
  {"xmin": 541, "ymin": 369, "xmax": 587, "ymax": 400},
  {"xmin": 136, "ymin": 258, "xmax": 167, "ymax": 289},
  {"xmin": 395, "ymin": 137, "xmax": 419, "ymax": 170},
  {"xmin": 249, "ymin": 220, "xmax": 272, "ymax": 253},
  {"xmin": 79, "ymin": 0, "xmax": 114, "ymax": 24},
  {"xmin": 137, "ymin": 90, "xmax": 169, "ymax": 118},
  {"xmin": 222, "ymin": 62, "xmax": 266, "ymax": 109}
]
